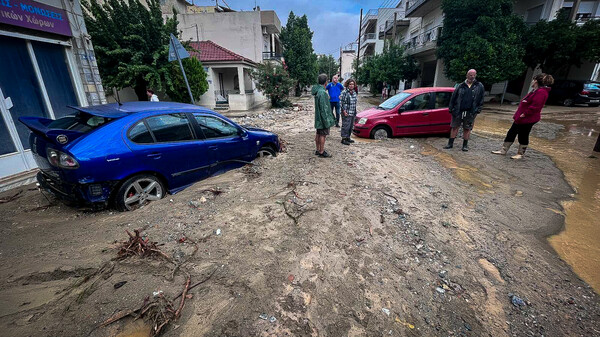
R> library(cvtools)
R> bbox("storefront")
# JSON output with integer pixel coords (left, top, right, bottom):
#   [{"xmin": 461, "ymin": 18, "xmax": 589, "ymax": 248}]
[{"xmin": 0, "ymin": 0, "xmax": 105, "ymax": 184}]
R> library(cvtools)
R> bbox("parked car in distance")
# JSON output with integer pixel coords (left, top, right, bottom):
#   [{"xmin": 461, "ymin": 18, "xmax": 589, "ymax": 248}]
[
  {"xmin": 548, "ymin": 80, "xmax": 600, "ymax": 107},
  {"xmin": 19, "ymin": 102, "xmax": 280, "ymax": 211},
  {"xmin": 353, "ymin": 87, "xmax": 455, "ymax": 139}
]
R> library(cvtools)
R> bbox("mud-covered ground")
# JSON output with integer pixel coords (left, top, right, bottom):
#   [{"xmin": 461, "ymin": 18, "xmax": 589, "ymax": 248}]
[{"xmin": 0, "ymin": 96, "xmax": 599, "ymax": 337}]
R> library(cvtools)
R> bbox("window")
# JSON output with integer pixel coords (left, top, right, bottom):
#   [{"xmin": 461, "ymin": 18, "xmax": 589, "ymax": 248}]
[
  {"xmin": 379, "ymin": 92, "xmax": 411, "ymax": 110},
  {"xmin": 194, "ymin": 115, "xmax": 239, "ymax": 139},
  {"xmin": 526, "ymin": 5, "xmax": 544, "ymax": 24},
  {"xmin": 403, "ymin": 93, "xmax": 431, "ymax": 111},
  {"xmin": 146, "ymin": 114, "xmax": 194, "ymax": 142},
  {"xmin": 128, "ymin": 120, "xmax": 154, "ymax": 144},
  {"xmin": 434, "ymin": 92, "xmax": 452, "ymax": 108},
  {"xmin": 48, "ymin": 111, "xmax": 112, "ymax": 133}
]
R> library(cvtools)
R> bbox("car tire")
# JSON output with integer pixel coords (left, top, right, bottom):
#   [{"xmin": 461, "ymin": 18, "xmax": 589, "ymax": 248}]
[
  {"xmin": 371, "ymin": 126, "xmax": 391, "ymax": 140},
  {"xmin": 589, "ymin": 104, "xmax": 599, "ymax": 107},
  {"xmin": 256, "ymin": 145, "xmax": 277, "ymax": 158},
  {"xmin": 563, "ymin": 98, "xmax": 574, "ymax": 107},
  {"xmin": 115, "ymin": 174, "xmax": 165, "ymax": 212}
]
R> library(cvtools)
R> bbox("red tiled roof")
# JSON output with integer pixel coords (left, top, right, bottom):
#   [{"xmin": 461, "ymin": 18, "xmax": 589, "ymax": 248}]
[{"xmin": 189, "ymin": 41, "xmax": 256, "ymax": 64}]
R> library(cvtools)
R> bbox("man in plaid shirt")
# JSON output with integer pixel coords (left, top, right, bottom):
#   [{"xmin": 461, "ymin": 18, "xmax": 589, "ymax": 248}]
[{"xmin": 340, "ymin": 79, "xmax": 358, "ymax": 145}]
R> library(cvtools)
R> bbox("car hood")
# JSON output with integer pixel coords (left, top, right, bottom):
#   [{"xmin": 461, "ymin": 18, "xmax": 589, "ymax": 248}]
[
  {"xmin": 245, "ymin": 126, "xmax": 277, "ymax": 137},
  {"xmin": 356, "ymin": 107, "xmax": 390, "ymax": 119}
]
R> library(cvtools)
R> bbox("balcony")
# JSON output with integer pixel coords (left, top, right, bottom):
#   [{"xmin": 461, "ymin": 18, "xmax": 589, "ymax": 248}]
[
  {"xmin": 260, "ymin": 10, "xmax": 282, "ymax": 34},
  {"xmin": 361, "ymin": 9, "xmax": 378, "ymax": 29},
  {"xmin": 378, "ymin": 19, "xmax": 411, "ymax": 39},
  {"xmin": 404, "ymin": 25, "xmax": 441, "ymax": 56},
  {"xmin": 405, "ymin": 0, "xmax": 441, "ymax": 18},
  {"xmin": 262, "ymin": 51, "xmax": 284, "ymax": 62}
]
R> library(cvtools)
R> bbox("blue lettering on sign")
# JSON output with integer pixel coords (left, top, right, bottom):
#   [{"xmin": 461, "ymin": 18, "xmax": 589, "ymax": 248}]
[
  {"xmin": 18, "ymin": 2, "xmax": 62, "ymax": 21},
  {"xmin": 0, "ymin": 0, "xmax": 12, "ymax": 8}
]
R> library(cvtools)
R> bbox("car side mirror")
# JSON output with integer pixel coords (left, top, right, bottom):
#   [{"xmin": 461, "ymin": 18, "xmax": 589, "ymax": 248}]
[
  {"xmin": 399, "ymin": 101, "xmax": 412, "ymax": 112},
  {"xmin": 238, "ymin": 129, "xmax": 247, "ymax": 137}
]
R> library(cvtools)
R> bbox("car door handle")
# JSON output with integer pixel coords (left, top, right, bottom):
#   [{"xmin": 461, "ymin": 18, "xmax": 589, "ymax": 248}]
[
  {"xmin": 208, "ymin": 145, "xmax": 218, "ymax": 150},
  {"xmin": 422, "ymin": 112, "xmax": 429, "ymax": 116},
  {"xmin": 147, "ymin": 152, "xmax": 162, "ymax": 159}
]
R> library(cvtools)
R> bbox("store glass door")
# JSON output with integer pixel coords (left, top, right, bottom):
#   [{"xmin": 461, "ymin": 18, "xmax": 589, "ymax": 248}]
[{"xmin": 0, "ymin": 35, "xmax": 78, "ymax": 179}]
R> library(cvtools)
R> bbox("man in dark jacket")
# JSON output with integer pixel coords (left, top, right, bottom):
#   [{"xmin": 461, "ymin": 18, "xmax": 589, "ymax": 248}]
[{"xmin": 444, "ymin": 69, "xmax": 485, "ymax": 151}]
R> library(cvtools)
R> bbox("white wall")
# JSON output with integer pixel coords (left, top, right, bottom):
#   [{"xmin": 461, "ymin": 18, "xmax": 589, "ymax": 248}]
[
  {"xmin": 340, "ymin": 52, "xmax": 356, "ymax": 81},
  {"xmin": 174, "ymin": 11, "xmax": 263, "ymax": 63}
]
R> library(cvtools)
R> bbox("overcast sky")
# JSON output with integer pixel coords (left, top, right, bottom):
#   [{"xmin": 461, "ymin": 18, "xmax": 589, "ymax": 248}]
[{"xmin": 190, "ymin": 0, "xmax": 392, "ymax": 58}]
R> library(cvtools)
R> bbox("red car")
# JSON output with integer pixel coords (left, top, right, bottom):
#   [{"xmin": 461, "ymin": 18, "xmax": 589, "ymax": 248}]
[{"xmin": 353, "ymin": 87, "xmax": 455, "ymax": 139}]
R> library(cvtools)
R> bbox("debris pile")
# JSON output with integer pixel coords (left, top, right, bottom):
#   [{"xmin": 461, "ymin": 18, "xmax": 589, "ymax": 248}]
[{"xmin": 117, "ymin": 229, "xmax": 172, "ymax": 262}]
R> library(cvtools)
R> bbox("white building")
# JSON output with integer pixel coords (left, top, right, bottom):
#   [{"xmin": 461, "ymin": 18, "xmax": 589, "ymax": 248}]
[
  {"xmin": 339, "ymin": 49, "xmax": 357, "ymax": 82},
  {"xmin": 359, "ymin": 6, "xmax": 406, "ymax": 60},
  {"xmin": 170, "ymin": 9, "xmax": 283, "ymax": 111},
  {"xmin": 395, "ymin": 0, "xmax": 600, "ymax": 98}
]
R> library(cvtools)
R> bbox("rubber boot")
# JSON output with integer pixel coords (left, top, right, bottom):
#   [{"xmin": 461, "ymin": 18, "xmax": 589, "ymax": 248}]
[
  {"xmin": 462, "ymin": 139, "xmax": 469, "ymax": 151},
  {"xmin": 511, "ymin": 144, "xmax": 527, "ymax": 159},
  {"xmin": 341, "ymin": 138, "xmax": 350, "ymax": 145},
  {"xmin": 492, "ymin": 142, "xmax": 513, "ymax": 155},
  {"xmin": 443, "ymin": 138, "xmax": 455, "ymax": 149}
]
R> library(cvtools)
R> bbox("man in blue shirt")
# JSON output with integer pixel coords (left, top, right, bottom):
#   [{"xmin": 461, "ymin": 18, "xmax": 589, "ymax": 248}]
[{"xmin": 326, "ymin": 75, "xmax": 344, "ymax": 127}]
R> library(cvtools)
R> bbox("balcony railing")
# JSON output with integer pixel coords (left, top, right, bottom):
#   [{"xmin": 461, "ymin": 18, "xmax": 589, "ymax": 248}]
[
  {"xmin": 362, "ymin": 33, "xmax": 376, "ymax": 41},
  {"xmin": 404, "ymin": 25, "xmax": 442, "ymax": 52},
  {"xmin": 262, "ymin": 51, "xmax": 284, "ymax": 61}
]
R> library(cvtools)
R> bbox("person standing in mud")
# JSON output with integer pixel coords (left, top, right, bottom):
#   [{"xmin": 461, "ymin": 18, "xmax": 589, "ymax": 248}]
[
  {"xmin": 444, "ymin": 69, "xmax": 485, "ymax": 151},
  {"xmin": 340, "ymin": 79, "xmax": 358, "ymax": 145},
  {"xmin": 312, "ymin": 74, "xmax": 336, "ymax": 158},
  {"xmin": 326, "ymin": 75, "xmax": 344, "ymax": 127},
  {"xmin": 492, "ymin": 74, "xmax": 554, "ymax": 159}
]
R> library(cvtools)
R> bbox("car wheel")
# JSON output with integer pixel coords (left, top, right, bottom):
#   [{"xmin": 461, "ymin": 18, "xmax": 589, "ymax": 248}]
[
  {"xmin": 563, "ymin": 98, "xmax": 574, "ymax": 107},
  {"xmin": 371, "ymin": 126, "xmax": 391, "ymax": 140},
  {"xmin": 589, "ymin": 104, "xmax": 599, "ymax": 107},
  {"xmin": 256, "ymin": 146, "xmax": 276, "ymax": 158},
  {"xmin": 115, "ymin": 174, "xmax": 165, "ymax": 211}
]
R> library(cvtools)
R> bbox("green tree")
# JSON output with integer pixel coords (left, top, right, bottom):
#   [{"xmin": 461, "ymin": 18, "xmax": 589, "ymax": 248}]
[
  {"xmin": 280, "ymin": 12, "xmax": 318, "ymax": 96},
  {"xmin": 251, "ymin": 62, "xmax": 295, "ymax": 108},
  {"xmin": 166, "ymin": 54, "xmax": 208, "ymax": 103},
  {"xmin": 354, "ymin": 45, "xmax": 420, "ymax": 95},
  {"xmin": 437, "ymin": 0, "xmax": 526, "ymax": 85},
  {"xmin": 523, "ymin": 9, "xmax": 600, "ymax": 76},
  {"xmin": 82, "ymin": 0, "xmax": 206, "ymax": 102},
  {"xmin": 317, "ymin": 54, "xmax": 338, "ymax": 80}
]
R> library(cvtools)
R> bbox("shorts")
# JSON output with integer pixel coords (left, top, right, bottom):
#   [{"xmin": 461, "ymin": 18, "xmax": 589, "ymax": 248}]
[
  {"xmin": 316, "ymin": 128, "xmax": 330, "ymax": 136},
  {"xmin": 451, "ymin": 111, "xmax": 476, "ymax": 130}
]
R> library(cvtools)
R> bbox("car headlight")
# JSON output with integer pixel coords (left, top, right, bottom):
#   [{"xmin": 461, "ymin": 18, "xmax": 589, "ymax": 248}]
[{"xmin": 357, "ymin": 117, "xmax": 368, "ymax": 125}]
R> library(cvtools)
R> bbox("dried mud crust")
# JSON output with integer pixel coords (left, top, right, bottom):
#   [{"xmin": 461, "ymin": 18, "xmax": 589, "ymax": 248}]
[{"xmin": 0, "ymin": 97, "xmax": 598, "ymax": 337}]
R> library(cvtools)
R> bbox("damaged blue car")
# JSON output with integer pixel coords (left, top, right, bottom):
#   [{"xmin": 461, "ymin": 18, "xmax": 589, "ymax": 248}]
[{"xmin": 20, "ymin": 102, "xmax": 279, "ymax": 211}]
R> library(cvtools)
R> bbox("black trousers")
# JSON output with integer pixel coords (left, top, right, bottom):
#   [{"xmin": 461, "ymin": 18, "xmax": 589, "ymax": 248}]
[{"xmin": 504, "ymin": 122, "xmax": 536, "ymax": 145}]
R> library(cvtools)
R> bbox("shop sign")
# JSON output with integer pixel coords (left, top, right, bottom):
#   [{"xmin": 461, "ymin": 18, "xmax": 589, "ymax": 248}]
[{"xmin": 0, "ymin": 0, "xmax": 72, "ymax": 37}]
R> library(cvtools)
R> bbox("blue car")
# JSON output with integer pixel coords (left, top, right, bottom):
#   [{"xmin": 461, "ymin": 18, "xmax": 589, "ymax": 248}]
[{"xmin": 19, "ymin": 102, "xmax": 280, "ymax": 211}]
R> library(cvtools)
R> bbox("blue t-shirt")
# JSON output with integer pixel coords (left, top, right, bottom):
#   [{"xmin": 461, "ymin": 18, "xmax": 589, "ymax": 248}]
[{"xmin": 326, "ymin": 82, "xmax": 344, "ymax": 102}]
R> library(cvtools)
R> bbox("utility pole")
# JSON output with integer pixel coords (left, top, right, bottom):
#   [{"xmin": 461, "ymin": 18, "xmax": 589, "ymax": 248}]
[
  {"xmin": 356, "ymin": 9, "xmax": 363, "ymax": 79},
  {"xmin": 569, "ymin": 0, "xmax": 582, "ymax": 21},
  {"xmin": 339, "ymin": 46, "xmax": 342, "ymax": 79},
  {"xmin": 392, "ymin": 12, "xmax": 397, "ymax": 46},
  {"xmin": 194, "ymin": 24, "xmax": 199, "ymax": 42}
]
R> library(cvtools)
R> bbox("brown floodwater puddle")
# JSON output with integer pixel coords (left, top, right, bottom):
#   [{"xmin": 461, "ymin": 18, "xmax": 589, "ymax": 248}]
[
  {"xmin": 475, "ymin": 112, "xmax": 600, "ymax": 293},
  {"xmin": 421, "ymin": 144, "xmax": 496, "ymax": 194}
]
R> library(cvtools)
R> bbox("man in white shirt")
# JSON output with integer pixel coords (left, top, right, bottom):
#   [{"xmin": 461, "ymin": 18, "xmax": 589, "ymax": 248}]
[{"xmin": 146, "ymin": 89, "xmax": 159, "ymax": 102}]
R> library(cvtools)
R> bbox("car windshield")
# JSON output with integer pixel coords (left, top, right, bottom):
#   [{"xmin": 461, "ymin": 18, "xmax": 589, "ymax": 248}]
[
  {"xmin": 379, "ymin": 92, "xmax": 411, "ymax": 110},
  {"xmin": 584, "ymin": 82, "xmax": 600, "ymax": 90},
  {"xmin": 47, "ymin": 111, "xmax": 113, "ymax": 133}
]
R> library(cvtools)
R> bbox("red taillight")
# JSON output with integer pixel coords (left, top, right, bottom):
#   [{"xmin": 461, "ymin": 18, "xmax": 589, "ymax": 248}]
[
  {"xmin": 46, "ymin": 148, "xmax": 79, "ymax": 169},
  {"xmin": 581, "ymin": 90, "xmax": 590, "ymax": 95}
]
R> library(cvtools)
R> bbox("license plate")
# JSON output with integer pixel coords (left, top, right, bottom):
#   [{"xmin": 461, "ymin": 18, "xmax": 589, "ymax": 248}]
[{"xmin": 591, "ymin": 100, "xmax": 599, "ymax": 103}]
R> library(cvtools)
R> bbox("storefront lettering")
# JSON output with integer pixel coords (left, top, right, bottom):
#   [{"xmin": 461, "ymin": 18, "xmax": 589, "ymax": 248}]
[
  {"xmin": 0, "ymin": 0, "xmax": 71, "ymax": 36},
  {"xmin": 0, "ymin": 9, "xmax": 22, "ymax": 22},
  {"xmin": 25, "ymin": 14, "xmax": 54, "ymax": 28},
  {"xmin": 19, "ymin": 3, "xmax": 63, "ymax": 21}
]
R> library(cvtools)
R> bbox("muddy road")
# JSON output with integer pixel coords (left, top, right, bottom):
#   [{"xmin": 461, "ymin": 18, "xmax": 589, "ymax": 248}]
[{"xmin": 0, "ymin": 96, "xmax": 599, "ymax": 337}]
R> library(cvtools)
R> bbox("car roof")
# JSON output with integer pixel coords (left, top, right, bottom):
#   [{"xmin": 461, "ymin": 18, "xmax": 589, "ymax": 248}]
[
  {"xmin": 403, "ymin": 87, "xmax": 455, "ymax": 94},
  {"xmin": 69, "ymin": 102, "xmax": 214, "ymax": 118}
]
